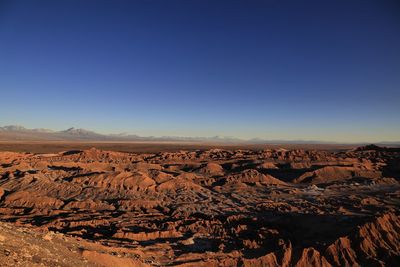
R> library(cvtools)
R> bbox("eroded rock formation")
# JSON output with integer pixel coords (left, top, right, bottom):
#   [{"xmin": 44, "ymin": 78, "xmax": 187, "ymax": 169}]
[{"xmin": 0, "ymin": 146, "xmax": 399, "ymax": 266}]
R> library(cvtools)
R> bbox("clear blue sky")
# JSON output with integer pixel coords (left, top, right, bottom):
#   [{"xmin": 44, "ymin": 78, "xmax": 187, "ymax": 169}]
[{"xmin": 1, "ymin": 0, "xmax": 399, "ymax": 142}]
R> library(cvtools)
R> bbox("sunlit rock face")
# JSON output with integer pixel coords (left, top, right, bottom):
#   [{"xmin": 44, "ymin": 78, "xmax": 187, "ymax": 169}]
[{"xmin": 0, "ymin": 146, "xmax": 399, "ymax": 266}]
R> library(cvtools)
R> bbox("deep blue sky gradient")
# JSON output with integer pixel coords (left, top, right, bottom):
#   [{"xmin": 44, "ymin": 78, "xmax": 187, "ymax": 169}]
[{"xmin": 1, "ymin": 0, "xmax": 399, "ymax": 142}]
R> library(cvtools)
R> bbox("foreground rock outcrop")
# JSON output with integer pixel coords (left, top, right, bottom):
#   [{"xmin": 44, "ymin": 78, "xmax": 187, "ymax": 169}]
[{"xmin": 0, "ymin": 145, "xmax": 399, "ymax": 266}]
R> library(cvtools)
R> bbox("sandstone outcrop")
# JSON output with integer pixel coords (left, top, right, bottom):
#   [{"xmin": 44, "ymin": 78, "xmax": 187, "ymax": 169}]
[{"xmin": 0, "ymin": 146, "xmax": 398, "ymax": 266}]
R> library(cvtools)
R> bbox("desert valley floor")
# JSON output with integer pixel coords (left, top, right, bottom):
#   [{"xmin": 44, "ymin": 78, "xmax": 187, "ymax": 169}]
[{"xmin": 0, "ymin": 144, "xmax": 399, "ymax": 266}]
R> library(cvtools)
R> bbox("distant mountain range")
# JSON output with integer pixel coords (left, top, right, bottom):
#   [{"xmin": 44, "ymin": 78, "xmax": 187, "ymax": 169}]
[
  {"xmin": 0, "ymin": 125, "xmax": 399, "ymax": 145},
  {"xmin": 0, "ymin": 125, "xmax": 243, "ymax": 143}
]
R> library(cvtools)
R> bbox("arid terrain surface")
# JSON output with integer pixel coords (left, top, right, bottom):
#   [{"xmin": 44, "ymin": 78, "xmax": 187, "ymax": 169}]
[{"xmin": 0, "ymin": 143, "xmax": 399, "ymax": 266}]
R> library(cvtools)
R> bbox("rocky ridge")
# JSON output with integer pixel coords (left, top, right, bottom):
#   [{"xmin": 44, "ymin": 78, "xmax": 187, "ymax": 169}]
[{"xmin": 0, "ymin": 146, "xmax": 399, "ymax": 266}]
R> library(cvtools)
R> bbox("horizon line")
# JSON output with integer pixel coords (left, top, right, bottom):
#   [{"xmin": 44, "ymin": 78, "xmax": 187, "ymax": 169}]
[{"xmin": 1, "ymin": 124, "xmax": 399, "ymax": 145}]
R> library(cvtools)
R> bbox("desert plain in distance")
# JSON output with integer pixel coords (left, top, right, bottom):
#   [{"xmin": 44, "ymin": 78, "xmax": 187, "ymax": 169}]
[{"xmin": 0, "ymin": 140, "xmax": 357, "ymax": 154}]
